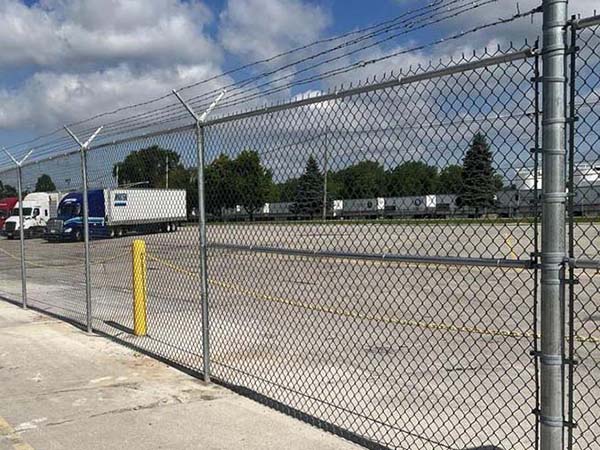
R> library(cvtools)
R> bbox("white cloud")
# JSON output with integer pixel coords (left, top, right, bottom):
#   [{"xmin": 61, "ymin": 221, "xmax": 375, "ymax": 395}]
[
  {"xmin": 0, "ymin": 0, "xmax": 219, "ymax": 68},
  {"xmin": 218, "ymin": 0, "xmax": 330, "ymax": 61},
  {"xmin": 0, "ymin": 63, "xmax": 227, "ymax": 129}
]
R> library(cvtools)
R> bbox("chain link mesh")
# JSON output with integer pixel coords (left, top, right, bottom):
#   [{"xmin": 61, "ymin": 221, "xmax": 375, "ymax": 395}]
[
  {"xmin": 568, "ymin": 20, "xmax": 600, "ymax": 450},
  {"xmin": 1, "ymin": 22, "xmax": 598, "ymax": 448},
  {"xmin": 204, "ymin": 45, "xmax": 539, "ymax": 449}
]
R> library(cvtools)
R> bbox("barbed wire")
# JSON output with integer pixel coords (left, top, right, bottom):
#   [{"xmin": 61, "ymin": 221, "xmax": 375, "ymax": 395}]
[
  {"xmin": 57, "ymin": 0, "xmax": 519, "ymax": 147},
  {"xmin": 0, "ymin": 0, "xmax": 469, "ymax": 158},
  {"xmin": 57, "ymin": 0, "xmax": 492, "ymax": 145},
  {"xmin": 0, "ymin": 1, "xmax": 540, "ymax": 171}
]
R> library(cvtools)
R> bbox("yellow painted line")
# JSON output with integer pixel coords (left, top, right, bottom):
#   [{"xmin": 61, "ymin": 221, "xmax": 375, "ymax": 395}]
[
  {"xmin": 0, "ymin": 416, "xmax": 35, "ymax": 450},
  {"xmin": 146, "ymin": 254, "xmax": 564, "ymax": 342},
  {"xmin": 146, "ymin": 253, "xmax": 600, "ymax": 344}
]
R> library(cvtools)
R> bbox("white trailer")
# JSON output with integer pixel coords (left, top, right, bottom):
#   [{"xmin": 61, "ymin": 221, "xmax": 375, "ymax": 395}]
[{"xmin": 104, "ymin": 189, "xmax": 187, "ymax": 228}]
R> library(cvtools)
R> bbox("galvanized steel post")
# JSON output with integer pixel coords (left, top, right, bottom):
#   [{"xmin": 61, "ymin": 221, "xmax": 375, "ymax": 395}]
[
  {"xmin": 65, "ymin": 126, "xmax": 103, "ymax": 334},
  {"xmin": 173, "ymin": 89, "xmax": 225, "ymax": 383},
  {"xmin": 3, "ymin": 148, "xmax": 33, "ymax": 309},
  {"xmin": 196, "ymin": 123, "xmax": 211, "ymax": 382},
  {"xmin": 16, "ymin": 165, "xmax": 27, "ymax": 308},
  {"xmin": 540, "ymin": 0, "xmax": 568, "ymax": 449}
]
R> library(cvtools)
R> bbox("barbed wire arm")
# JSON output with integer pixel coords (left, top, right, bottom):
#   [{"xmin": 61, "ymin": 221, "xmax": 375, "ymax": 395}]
[
  {"xmin": 3, "ymin": 148, "xmax": 33, "ymax": 167},
  {"xmin": 172, "ymin": 89, "xmax": 226, "ymax": 123},
  {"xmin": 64, "ymin": 126, "xmax": 103, "ymax": 149}
]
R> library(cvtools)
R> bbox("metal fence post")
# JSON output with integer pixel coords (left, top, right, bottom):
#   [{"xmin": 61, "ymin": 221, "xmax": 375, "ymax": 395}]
[
  {"xmin": 322, "ymin": 132, "xmax": 328, "ymax": 221},
  {"xmin": 3, "ymin": 148, "xmax": 33, "ymax": 309},
  {"xmin": 173, "ymin": 89, "xmax": 225, "ymax": 383},
  {"xmin": 196, "ymin": 123, "xmax": 210, "ymax": 381},
  {"xmin": 540, "ymin": 0, "xmax": 568, "ymax": 449},
  {"xmin": 16, "ymin": 165, "xmax": 27, "ymax": 308},
  {"xmin": 64, "ymin": 126, "xmax": 103, "ymax": 333}
]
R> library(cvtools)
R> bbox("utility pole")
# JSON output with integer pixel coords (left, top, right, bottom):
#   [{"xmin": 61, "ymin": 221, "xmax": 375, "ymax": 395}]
[
  {"xmin": 322, "ymin": 133, "xmax": 328, "ymax": 221},
  {"xmin": 165, "ymin": 155, "xmax": 169, "ymax": 189}
]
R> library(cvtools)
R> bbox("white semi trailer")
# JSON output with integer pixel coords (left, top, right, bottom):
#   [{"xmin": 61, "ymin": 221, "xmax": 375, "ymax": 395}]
[{"xmin": 45, "ymin": 188, "xmax": 187, "ymax": 241}]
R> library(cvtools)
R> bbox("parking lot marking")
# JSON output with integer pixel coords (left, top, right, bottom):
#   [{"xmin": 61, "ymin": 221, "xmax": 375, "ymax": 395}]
[
  {"xmin": 145, "ymin": 254, "xmax": 575, "ymax": 343},
  {"xmin": 0, "ymin": 416, "xmax": 35, "ymax": 450}
]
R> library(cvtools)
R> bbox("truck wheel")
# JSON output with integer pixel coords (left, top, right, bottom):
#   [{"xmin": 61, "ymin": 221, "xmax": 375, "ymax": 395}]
[
  {"xmin": 108, "ymin": 228, "xmax": 116, "ymax": 239},
  {"xmin": 172, "ymin": 223, "xmax": 178, "ymax": 232},
  {"xmin": 116, "ymin": 228, "xmax": 124, "ymax": 238},
  {"xmin": 74, "ymin": 230, "xmax": 82, "ymax": 241}
]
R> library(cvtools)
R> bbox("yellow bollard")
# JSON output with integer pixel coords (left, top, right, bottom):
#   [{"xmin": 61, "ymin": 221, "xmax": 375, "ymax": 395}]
[{"xmin": 132, "ymin": 239, "xmax": 147, "ymax": 336}]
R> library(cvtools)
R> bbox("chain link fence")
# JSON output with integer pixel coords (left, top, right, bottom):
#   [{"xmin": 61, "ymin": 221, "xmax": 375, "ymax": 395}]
[
  {"xmin": 567, "ymin": 16, "xmax": 600, "ymax": 450},
  {"xmin": 0, "ymin": 11, "xmax": 598, "ymax": 450}
]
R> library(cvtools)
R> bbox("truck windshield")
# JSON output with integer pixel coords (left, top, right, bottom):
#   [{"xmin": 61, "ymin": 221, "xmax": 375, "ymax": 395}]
[
  {"xmin": 11, "ymin": 208, "xmax": 32, "ymax": 216},
  {"xmin": 58, "ymin": 203, "xmax": 81, "ymax": 218}
]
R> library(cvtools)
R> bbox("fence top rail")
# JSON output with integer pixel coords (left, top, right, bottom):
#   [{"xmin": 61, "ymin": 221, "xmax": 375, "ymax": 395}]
[
  {"xmin": 202, "ymin": 47, "xmax": 536, "ymax": 128},
  {"xmin": 575, "ymin": 14, "xmax": 600, "ymax": 30}
]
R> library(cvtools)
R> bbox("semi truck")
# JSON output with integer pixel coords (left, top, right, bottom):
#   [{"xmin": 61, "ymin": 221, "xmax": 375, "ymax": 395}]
[
  {"xmin": 45, "ymin": 188, "xmax": 187, "ymax": 241},
  {"xmin": 0, "ymin": 197, "xmax": 18, "ymax": 233},
  {"xmin": 3, "ymin": 192, "xmax": 61, "ymax": 239}
]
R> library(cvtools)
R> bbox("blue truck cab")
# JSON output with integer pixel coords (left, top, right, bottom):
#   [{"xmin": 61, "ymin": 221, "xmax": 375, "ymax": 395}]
[{"xmin": 45, "ymin": 190, "xmax": 106, "ymax": 241}]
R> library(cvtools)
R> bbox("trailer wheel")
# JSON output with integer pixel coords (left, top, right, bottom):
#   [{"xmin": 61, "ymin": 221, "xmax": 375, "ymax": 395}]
[
  {"xmin": 116, "ymin": 228, "xmax": 124, "ymax": 238},
  {"xmin": 108, "ymin": 228, "xmax": 116, "ymax": 239},
  {"xmin": 172, "ymin": 223, "xmax": 178, "ymax": 232}
]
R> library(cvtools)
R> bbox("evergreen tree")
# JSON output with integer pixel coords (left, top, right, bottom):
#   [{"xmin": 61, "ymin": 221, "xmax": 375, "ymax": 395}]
[
  {"xmin": 292, "ymin": 156, "xmax": 324, "ymax": 217},
  {"xmin": 461, "ymin": 133, "xmax": 498, "ymax": 214}
]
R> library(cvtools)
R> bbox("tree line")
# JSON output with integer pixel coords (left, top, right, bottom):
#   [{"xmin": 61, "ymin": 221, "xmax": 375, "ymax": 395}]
[
  {"xmin": 0, "ymin": 175, "xmax": 57, "ymax": 199},
  {"xmin": 112, "ymin": 132, "xmax": 502, "ymax": 217}
]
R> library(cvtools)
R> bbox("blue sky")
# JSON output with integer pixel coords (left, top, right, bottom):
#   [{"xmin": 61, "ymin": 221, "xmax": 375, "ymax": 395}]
[{"xmin": 0, "ymin": 0, "xmax": 596, "ymax": 159}]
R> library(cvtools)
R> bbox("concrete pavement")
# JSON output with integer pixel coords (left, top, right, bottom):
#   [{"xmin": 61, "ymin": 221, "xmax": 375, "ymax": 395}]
[{"xmin": 0, "ymin": 300, "xmax": 359, "ymax": 450}]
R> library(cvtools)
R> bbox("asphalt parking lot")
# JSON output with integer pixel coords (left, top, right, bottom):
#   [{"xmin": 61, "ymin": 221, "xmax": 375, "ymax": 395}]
[{"xmin": 0, "ymin": 221, "xmax": 599, "ymax": 449}]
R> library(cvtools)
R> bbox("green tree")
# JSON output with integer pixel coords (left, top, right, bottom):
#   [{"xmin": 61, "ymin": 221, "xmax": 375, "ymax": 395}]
[
  {"xmin": 291, "ymin": 156, "xmax": 324, "ymax": 218},
  {"xmin": 233, "ymin": 150, "xmax": 273, "ymax": 218},
  {"xmin": 331, "ymin": 161, "xmax": 386, "ymax": 199},
  {"xmin": 0, "ymin": 181, "xmax": 17, "ymax": 198},
  {"xmin": 205, "ymin": 154, "xmax": 239, "ymax": 218},
  {"xmin": 461, "ymin": 133, "xmax": 499, "ymax": 214},
  {"xmin": 34, "ymin": 174, "xmax": 56, "ymax": 192},
  {"xmin": 437, "ymin": 165, "xmax": 463, "ymax": 195},
  {"xmin": 113, "ymin": 145, "xmax": 182, "ymax": 189},
  {"xmin": 273, "ymin": 177, "xmax": 300, "ymax": 203},
  {"xmin": 387, "ymin": 161, "xmax": 438, "ymax": 197}
]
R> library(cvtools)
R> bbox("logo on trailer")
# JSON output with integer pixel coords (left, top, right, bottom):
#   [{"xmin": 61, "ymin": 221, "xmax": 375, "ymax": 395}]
[{"xmin": 114, "ymin": 193, "xmax": 128, "ymax": 207}]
